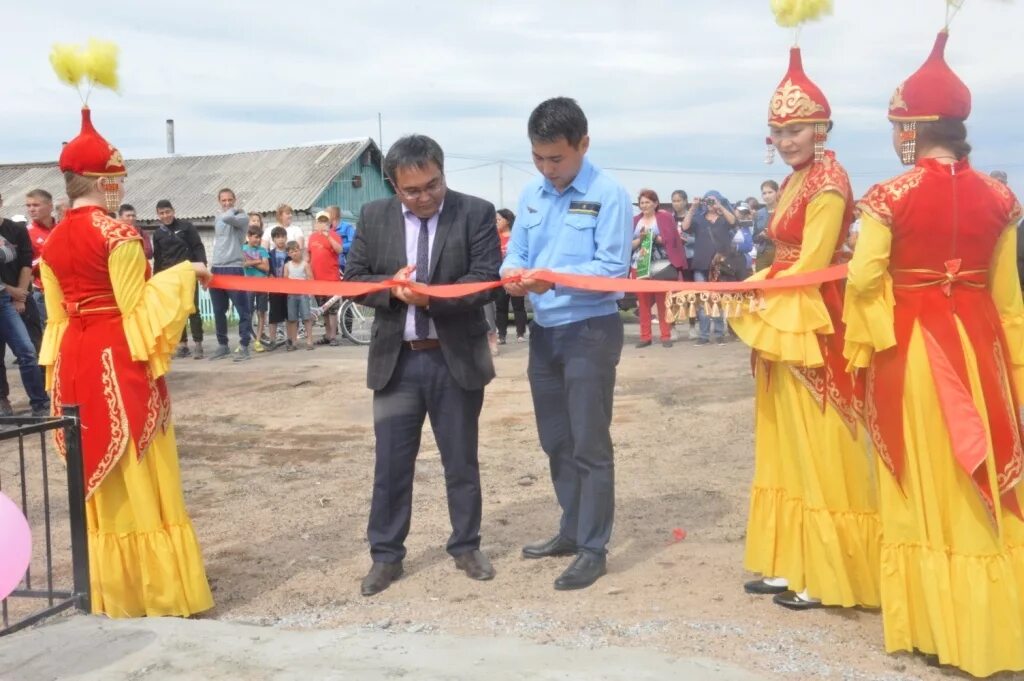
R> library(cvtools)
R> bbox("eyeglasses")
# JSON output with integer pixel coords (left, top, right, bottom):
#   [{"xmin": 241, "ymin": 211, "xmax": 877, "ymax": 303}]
[{"xmin": 397, "ymin": 175, "xmax": 445, "ymax": 201}]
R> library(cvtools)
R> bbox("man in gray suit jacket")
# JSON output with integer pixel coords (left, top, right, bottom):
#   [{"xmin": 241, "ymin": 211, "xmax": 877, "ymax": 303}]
[{"xmin": 345, "ymin": 134, "xmax": 501, "ymax": 596}]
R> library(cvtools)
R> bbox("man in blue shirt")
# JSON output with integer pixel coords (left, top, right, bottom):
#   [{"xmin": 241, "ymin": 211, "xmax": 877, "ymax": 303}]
[
  {"xmin": 502, "ymin": 97, "xmax": 631, "ymax": 591},
  {"xmin": 328, "ymin": 205, "xmax": 356, "ymax": 273}
]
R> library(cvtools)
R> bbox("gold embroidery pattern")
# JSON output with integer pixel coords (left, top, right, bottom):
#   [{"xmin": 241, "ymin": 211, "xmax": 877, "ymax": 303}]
[
  {"xmin": 106, "ymin": 146, "xmax": 125, "ymax": 170},
  {"xmin": 770, "ymin": 79, "xmax": 826, "ymax": 121},
  {"xmin": 825, "ymin": 362, "xmax": 860, "ymax": 436},
  {"xmin": 889, "ymin": 83, "xmax": 908, "ymax": 113},
  {"xmin": 857, "ymin": 167, "xmax": 927, "ymax": 228},
  {"xmin": 787, "ymin": 364, "xmax": 827, "ymax": 411},
  {"xmin": 978, "ymin": 173, "xmax": 1022, "ymax": 225},
  {"xmin": 51, "ymin": 353, "xmax": 66, "ymax": 459},
  {"xmin": 86, "ymin": 348, "xmax": 130, "ymax": 497},
  {"xmin": 857, "ymin": 185, "xmax": 893, "ymax": 228},
  {"xmin": 778, "ymin": 155, "xmax": 852, "ymax": 238},
  {"xmin": 992, "ymin": 341, "xmax": 1024, "ymax": 494},
  {"xmin": 137, "ymin": 368, "xmax": 161, "ymax": 455},
  {"xmin": 90, "ymin": 211, "xmax": 141, "ymax": 252},
  {"xmin": 865, "ymin": 366, "xmax": 897, "ymax": 478},
  {"xmin": 774, "ymin": 241, "xmax": 802, "ymax": 264}
]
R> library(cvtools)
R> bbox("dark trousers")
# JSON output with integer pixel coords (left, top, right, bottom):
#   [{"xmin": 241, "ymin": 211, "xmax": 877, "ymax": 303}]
[
  {"xmin": 209, "ymin": 266, "xmax": 251, "ymax": 347},
  {"xmin": 0, "ymin": 296, "xmax": 43, "ymax": 402},
  {"xmin": 368, "ymin": 346, "xmax": 484, "ymax": 563},
  {"xmin": 495, "ymin": 289, "xmax": 527, "ymax": 339},
  {"xmin": 180, "ymin": 286, "xmax": 203, "ymax": 344},
  {"xmin": 527, "ymin": 313, "xmax": 622, "ymax": 555}
]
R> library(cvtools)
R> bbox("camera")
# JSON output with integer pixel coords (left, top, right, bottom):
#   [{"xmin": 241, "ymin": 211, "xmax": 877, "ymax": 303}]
[{"xmin": 702, "ymin": 198, "xmax": 717, "ymax": 208}]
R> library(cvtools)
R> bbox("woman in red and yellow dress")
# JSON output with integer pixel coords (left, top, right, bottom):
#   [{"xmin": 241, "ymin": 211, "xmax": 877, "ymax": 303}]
[
  {"xmin": 38, "ymin": 106, "xmax": 214, "ymax": 618},
  {"xmin": 844, "ymin": 29, "xmax": 1024, "ymax": 676},
  {"xmin": 729, "ymin": 45, "xmax": 881, "ymax": 610}
]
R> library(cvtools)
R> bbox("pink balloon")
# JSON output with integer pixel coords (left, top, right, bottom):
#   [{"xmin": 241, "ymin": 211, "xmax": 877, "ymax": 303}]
[{"xmin": 0, "ymin": 492, "xmax": 31, "ymax": 600}]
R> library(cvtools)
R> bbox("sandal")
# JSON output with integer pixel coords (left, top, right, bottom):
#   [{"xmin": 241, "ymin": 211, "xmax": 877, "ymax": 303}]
[{"xmin": 315, "ymin": 337, "xmax": 332, "ymax": 346}]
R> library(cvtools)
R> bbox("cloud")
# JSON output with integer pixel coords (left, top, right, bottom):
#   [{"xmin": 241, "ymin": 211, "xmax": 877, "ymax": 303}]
[{"xmin": 1, "ymin": 0, "xmax": 1022, "ymax": 204}]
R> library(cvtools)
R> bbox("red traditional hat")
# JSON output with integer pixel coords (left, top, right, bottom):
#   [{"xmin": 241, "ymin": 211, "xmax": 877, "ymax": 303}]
[
  {"xmin": 888, "ymin": 30, "xmax": 971, "ymax": 122},
  {"xmin": 58, "ymin": 107, "xmax": 126, "ymax": 177},
  {"xmin": 768, "ymin": 47, "xmax": 831, "ymax": 127}
]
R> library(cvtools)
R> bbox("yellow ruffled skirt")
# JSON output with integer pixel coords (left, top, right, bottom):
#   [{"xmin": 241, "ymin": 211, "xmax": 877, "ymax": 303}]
[
  {"xmin": 744, "ymin": 364, "xmax": 882, "ymax": 607},
  {"xmin": 86, "ymin": 423, "xmax": 213, "ymax": 618},
  {"xmin": 878, "ymin": 324, "xmax": 1024, "ymax": 677}
]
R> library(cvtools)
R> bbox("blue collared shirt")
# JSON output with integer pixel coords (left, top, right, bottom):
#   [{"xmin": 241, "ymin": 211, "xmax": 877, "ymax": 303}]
[{"xmin": 501, "ymin": 158, "xmax": 631, "ymax": 328}]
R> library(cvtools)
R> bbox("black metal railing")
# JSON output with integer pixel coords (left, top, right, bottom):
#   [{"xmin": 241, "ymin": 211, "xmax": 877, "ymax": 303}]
[{"xmin": 0, "ymin": 405, "xmax": 89, "ymax": 636}]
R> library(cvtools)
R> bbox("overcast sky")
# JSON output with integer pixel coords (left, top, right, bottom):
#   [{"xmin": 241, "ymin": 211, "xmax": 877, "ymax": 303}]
[{"xmin": 2, "ymin": 0, "xmax": 1022, "ymax": 210}]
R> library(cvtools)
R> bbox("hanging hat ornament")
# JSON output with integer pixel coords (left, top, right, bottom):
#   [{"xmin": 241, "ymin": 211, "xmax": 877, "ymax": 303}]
[
  {"xmin": 49, "ymin": 39, "xmax": 126, "ymax": 212},
  {"xmin": 767, "ymin": 0, "xmax": 834, "ymax": 164}
]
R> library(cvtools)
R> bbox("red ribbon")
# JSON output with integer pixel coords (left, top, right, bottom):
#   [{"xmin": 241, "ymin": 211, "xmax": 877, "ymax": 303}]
[{"xmin": 208, "ymin": 265, "xmax": 848, "ymax": 298}]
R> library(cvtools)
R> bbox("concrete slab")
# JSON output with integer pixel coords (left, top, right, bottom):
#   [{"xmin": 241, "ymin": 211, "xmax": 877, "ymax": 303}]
[{"xmin": 0, "ymin": 616, "xmax": 765, "ymax": 681}]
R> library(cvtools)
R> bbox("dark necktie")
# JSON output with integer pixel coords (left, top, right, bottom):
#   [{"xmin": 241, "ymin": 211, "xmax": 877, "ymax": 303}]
[{"xmin": 415, "ymin": 217, "xmax": 430, "ymax": 339}]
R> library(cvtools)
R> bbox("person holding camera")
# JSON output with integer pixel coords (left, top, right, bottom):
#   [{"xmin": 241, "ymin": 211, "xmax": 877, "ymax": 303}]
[
  {"xmin": 679, "ymin": 190, "xmax": 735, "ymax": 345},
  {"xmin": 631, "ymin": 189, "xmax": 686, "ymax": 348}
]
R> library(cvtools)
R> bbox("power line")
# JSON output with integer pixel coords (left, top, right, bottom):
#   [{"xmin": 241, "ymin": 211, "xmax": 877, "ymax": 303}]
[
  {"xmin": 447, "ymin": 161, "xmax": 499, "ymax": 173},
  {"xmin": 448, "ymin": 153, "xmax": 1024, "ymax": 179}
]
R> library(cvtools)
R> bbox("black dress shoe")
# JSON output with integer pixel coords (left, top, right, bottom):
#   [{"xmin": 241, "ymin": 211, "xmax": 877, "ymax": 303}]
[
  {"xmin": 360, "ymin": 561, "xmax": 403, "ymax": 597},
  {"xmin": 635, "ymin": 340, "xmax": 653, "ymax": 349},
  {"xmin": 554, "ymin": 553, "xmax": 607, "ymax": 591},
  {"xmin": 522, "ymin": 535, "xmax": 578, "ymax": 559},
  {"xmin": 454, "ymin": 549, "xmax": 495, "ymax": 581},
  {"xmin": 744, "ymin": 578, "xmax": 788, "ymax": 595},
  {"xmin": 772, "ymin": 589, "xmax": 823, "ymax": 610}
]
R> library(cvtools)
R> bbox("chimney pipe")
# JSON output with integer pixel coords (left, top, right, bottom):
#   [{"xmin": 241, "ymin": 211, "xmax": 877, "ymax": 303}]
[{"xmin": 166, "ymin": 119, "xmax": 175, "ymax": 155}]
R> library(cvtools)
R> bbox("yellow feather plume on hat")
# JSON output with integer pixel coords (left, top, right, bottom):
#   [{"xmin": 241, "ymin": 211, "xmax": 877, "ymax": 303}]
[
  {"xmin": 49, "ymin": 39, "xmax": 120, "ymax": 98},
  {"xmin": 770, "ymin": 0, "xmax": 834, "ymax": 27},
  {"xmin": 83, "ymin": 39, "xmax": 119, "ymax": 91},
  {"xmin": 49, "ymin": 43, "xmax": 86, "ymax": 87}
]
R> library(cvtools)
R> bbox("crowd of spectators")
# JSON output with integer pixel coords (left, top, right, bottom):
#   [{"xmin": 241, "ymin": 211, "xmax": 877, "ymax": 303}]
[{"xmin": 0, "ymin": 169, "xmax": 1016, "ymax": 411}]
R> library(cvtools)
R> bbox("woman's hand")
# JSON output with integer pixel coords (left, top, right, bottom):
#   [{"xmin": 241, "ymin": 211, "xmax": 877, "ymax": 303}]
[{"xmin": 192, "ymin": 262, "xmax": 212, "ymax": 288}]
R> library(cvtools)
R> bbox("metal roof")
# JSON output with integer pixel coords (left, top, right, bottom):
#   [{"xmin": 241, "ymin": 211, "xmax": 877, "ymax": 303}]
[{"xmin": 0, "ymin": 138, "xmax": 378, "ymax": 222}]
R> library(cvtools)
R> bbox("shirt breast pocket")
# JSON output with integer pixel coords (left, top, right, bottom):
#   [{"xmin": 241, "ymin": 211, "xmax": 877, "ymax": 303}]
[{"xmin": 560, "ymin": 213, "xmax": 598, "ymax": 261}]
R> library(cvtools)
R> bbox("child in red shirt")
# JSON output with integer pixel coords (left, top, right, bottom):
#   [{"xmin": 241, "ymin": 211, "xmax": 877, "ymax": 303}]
[{"xmin": 307, "ymin": 211, "xmax": 343, "ymax": 345}]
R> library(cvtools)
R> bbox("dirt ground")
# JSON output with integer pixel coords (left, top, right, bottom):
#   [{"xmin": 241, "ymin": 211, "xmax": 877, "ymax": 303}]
[{"xmin": 3, "ymin": 321, "xmax": 1021, "ymax": 680}]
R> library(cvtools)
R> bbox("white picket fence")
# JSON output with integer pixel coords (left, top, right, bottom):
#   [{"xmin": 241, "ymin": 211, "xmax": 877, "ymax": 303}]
[{"xmin": 197, "ymin": 288, "xmax": 239, "ymax": 323}]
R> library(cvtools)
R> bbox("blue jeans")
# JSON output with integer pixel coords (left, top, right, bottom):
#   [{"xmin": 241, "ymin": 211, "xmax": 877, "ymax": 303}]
[
  {"xmin": 693, "ymin": 270, "xmax": 725, "ymax": 341},
  {"xmin": 209, "ymin": 266, "xmax": 252, "ymax": 347},
  {"xmin": 32, "ymin": 290, "xmax": 46, "ymax": 327},
  {"xmin": 0, "ymin": 293, "xmax": 48, "ymax": 410}
]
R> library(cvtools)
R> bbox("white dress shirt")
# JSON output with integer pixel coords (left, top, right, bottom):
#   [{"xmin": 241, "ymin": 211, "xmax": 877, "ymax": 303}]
[{"xmin": 402, "ymin": 203, "xmax": 442, "ymax": 340}]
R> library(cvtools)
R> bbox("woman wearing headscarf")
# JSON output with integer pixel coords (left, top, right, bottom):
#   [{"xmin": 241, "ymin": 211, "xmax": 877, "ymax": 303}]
[
  {"xmin": 843, "ymin": 20, "xmax": 1024, "ymax": 675},
  {"xmin": 728, "ymin": 32, "xmax": 880, "ymax": 610},
  {"xmin": 631, "ymin": 189, "xmax": 686, "ymax": 348},
  {"xmin": 679, "ymin": 190, "xmax": 735, "ymax": 344}
]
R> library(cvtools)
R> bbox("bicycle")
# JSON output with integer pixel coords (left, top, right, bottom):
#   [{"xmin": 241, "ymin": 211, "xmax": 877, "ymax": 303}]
[{"xmin": 336, "ymin": 298, "xmax": 374, "ymax": 345}]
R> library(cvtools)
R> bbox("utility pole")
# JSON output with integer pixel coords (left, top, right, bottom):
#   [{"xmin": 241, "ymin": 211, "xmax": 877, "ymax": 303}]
[
  {"xmin": 498, "ymin": 161, "xmax": 504, "ymax": 208},
  {"xmin": 378, "ymin": 112, "xmax": 384, "ymax": 181}
]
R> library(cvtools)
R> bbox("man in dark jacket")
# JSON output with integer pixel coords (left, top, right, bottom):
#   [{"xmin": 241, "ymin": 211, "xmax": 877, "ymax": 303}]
[
  {"xmin": 345, "ymin": 134, "xmax": 501, "ymax": 597},
  {"xmin": 0, "ymin": 195, "xmax": 49, "ymax": 417},
  {"xmin": 152, "ymin": 199, "xmax": 207, "ymax": 358}
]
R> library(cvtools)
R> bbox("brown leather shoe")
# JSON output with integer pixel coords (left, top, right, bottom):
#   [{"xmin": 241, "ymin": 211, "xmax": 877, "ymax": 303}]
[
  {"xmin": 453, "ymin": 550, "xmax": 495, "ymax": 581},
  {"xmin": 360, "ymin": 561, "xmax": 403, "ymax": 596}
]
